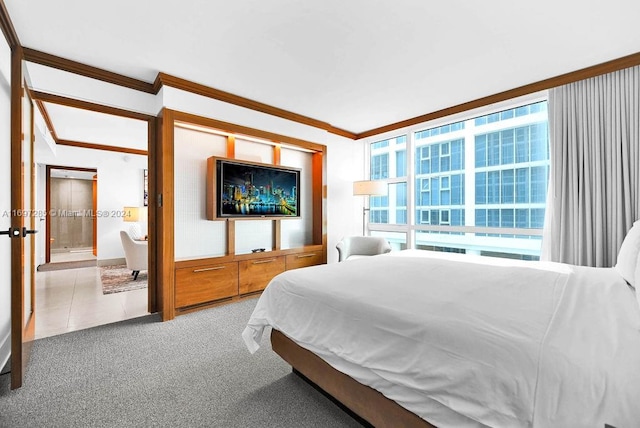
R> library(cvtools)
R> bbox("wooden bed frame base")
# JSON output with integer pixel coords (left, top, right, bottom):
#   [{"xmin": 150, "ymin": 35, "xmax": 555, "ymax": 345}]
[{"xmin": 271, "ymin": 329, "xmax": 435, "ymax": 428}]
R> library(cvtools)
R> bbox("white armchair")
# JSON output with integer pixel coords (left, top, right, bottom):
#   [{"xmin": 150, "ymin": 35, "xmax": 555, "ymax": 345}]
[
  {"xmin": 120, "ymin": 230, "xmax": 148, "ymax": 280},
  {"xmin": 336, "ymin": 236, "xmax": 392, "ymax": 262}
]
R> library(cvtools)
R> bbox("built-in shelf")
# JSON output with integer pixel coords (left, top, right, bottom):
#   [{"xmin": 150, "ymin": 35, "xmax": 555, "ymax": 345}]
[{"xmin": 159, "ymin": 109, "xmax": 327, "ymax": 319}]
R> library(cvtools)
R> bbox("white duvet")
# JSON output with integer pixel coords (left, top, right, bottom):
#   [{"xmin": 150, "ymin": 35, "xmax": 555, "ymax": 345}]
[{"xmin": 242, "ymin": 250, "xmax": 640, "ymax": 427}]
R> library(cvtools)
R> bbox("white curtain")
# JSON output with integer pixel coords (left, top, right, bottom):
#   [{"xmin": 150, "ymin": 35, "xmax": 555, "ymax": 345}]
[{"xmin": 542, "ymin": 65, "xmax": 640, "ymax": 267}]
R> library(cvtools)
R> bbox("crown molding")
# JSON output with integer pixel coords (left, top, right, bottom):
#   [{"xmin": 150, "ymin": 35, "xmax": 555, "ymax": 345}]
[
  {"xmin": 34, "ymin": 98, "xmax": 58, "ymax": 140},
  {"xmin": 23, "ymin": 47, "xmax": 155, "ymax": 94},
  {"xmin": 156, "ymin": 73, "xmax": 357, "ymax": 139},
  {"xmin": 20, "ymin": 48, "xmax": 640, "ymax": 142},
  {"xmin": 356, "ymin": 51, "xmax": 640, "ymax": 139},
  {"xmin": 30, "ymin": 90, "xmax": 154, "ymax": 121},
  {"xmin": 56, "ymin": 139, "xmax": 147, "ymax": 156},
  {"xmin": 0, "ymin": 0, "xmax": 19, "ymax": 49},
  {"xmin": 4, "ymin": 0, "xmax": 638, "ymax": 143},
  {"xmin": 171, "ymin": 109, "xmax": 326, "ymax": 153},
  {"xmin": 34, "ymin": 95, "xmax": 148, "ymax": 156}
]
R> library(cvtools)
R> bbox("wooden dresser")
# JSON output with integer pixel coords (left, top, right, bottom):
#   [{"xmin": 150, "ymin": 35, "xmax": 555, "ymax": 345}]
[{"xmin": 174, "ymin": 245, "xmax": 324, "ymax": 312}]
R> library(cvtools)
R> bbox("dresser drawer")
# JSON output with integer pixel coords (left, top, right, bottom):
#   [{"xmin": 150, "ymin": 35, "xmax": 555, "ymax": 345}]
[
  {"xmin": 285, "ymin": 252, "xmax": 323, "ymax": 270},
  {"xmin": 175, "ymin": 262, "xmax": 238, "ymax": 308},
  {"xmin": 239, "ymin": 256, "xmax": 285, "ymax": 294}
]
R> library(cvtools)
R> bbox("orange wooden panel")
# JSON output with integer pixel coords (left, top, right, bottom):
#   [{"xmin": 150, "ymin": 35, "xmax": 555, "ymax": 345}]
[
  {"xmin": 285, "ymin": 252, "xmax": 324, "ymax": 270},
  {"xmin": 175, "ymin": 262, "xmax": 238, "ymax": 308},
  {"xmin": 239, "ymin": 256, "xmax": 285, "ymax": 294}
]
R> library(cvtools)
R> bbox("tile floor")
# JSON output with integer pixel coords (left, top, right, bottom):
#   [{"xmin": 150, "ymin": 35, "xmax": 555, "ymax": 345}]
[{"xmin": 35, "ymin": 251, "xmax": 149, "ymax": 339}]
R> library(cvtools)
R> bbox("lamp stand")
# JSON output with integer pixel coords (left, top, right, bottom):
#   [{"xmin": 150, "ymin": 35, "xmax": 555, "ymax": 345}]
[{"xmin": 362, "ymin": 207, "xmax": 370, "ymax": 236}]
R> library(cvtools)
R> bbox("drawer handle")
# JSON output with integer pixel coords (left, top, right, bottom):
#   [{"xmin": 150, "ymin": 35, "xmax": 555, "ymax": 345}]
[
  {"xmin": 296, "ymin": 253, "xmax": 316, "ymax": 258},
  {"xmin": 253, "ymin": 259, "xmax": 276, "ymax": 264},
  {"xmin": 193, "ymin": 266, "xmax": 226, "ymax": 273}
]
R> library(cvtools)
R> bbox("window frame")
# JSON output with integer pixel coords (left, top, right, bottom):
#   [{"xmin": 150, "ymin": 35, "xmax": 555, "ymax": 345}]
[{"xmin": 362, "ymin": 91, "xmax": 548, "ymax": 255}]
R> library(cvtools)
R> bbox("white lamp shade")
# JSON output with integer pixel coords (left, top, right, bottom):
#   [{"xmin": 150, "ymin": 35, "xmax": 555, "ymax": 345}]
[
  {"xmin": 123, "ymin": 206, "xmax": 147, "ymax": 222},
  {"xmin": 353, "ymin": 180, "xmax": 388, "ymax": 196},
  {"xmin": 123, "ymin": 207, "xmax": 139, "ymax": 222}
]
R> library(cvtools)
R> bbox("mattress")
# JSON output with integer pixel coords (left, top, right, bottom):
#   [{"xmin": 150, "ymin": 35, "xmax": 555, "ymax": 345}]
[{"xmin": 243, "ymin": 250, "xmax": 640, "ymax": 427}]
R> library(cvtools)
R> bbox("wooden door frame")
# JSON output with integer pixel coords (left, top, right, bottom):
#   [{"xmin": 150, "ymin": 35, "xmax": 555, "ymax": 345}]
[
  {"xmin": 10, "ymin": 47, "xmax": 35, "ymax": 389},
  {"xmin": 27, "ymin": 92, "xmax": 158, "ymax": 317},
  {"xmin": 10, "ymin": 85, "xmax": 158, "ymax": 390},
  {"xmin": 44, "ymin": 165, "xmax": 97, "ymax": 264}
]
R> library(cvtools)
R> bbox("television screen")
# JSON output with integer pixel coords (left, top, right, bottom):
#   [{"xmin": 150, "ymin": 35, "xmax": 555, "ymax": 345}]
[{"xmin": 215, "ymin": 157, "xmax": 300, "ymax": 218}]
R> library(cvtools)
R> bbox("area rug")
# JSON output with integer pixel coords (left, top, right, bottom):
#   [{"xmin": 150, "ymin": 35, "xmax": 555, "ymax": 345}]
[
  {"xmin": 37, "ymin": 260, "xmax": 97, "ymax": 272},
  {"xmin": 99, "ymin": 265, "xmax": 148, "ymax": 295}
]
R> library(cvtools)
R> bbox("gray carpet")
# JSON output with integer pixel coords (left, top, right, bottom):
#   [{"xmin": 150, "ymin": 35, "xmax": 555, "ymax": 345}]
[{"xmin": 0, "ymin": 298, "xmax": 363, "ymax": 428}]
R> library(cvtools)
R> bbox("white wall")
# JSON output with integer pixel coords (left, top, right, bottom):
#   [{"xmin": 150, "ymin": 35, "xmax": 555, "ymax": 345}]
[
  {"xmin": 162, "ymin": 86, "xmax": 363, "ymax": 264},
  {"xmin": 97, "ymin": 163, "xmax": 146, "ymax": 261},
  {"xmin": 173, "ymin": 128, "xmax": 227, "ymax": 259},
  {"xmin": 0, "ymin": 34, "xmax": 11, "ymax": 371}
]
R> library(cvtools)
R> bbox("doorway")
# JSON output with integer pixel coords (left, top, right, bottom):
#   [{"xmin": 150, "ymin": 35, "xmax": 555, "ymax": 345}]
[{"xmin": 46, "ymin": 167, "xmax": 97, "ymax": 264}]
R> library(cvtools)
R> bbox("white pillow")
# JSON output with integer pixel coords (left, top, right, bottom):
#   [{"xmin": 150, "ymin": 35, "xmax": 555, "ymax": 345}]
[{"xmin": 615, "ymin": 220, "xmax": 640, "ymax": 286}]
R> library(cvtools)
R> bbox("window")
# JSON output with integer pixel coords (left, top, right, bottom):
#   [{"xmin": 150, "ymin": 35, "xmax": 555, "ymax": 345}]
[
  {"xmin": 368, "ymin": 135, "xmax": 409, "ymax": 225},
  {"xmin": 371, "ymin": 154, "xmax": 388, "ymax": 180},
  {"xmin": 368, "ymin": 100, "xmax": 549, "ymax": 259}
]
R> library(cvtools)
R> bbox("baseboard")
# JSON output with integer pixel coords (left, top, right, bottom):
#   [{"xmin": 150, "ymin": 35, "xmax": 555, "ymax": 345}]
[
  {"xmin": 98, "ymin": 257, "xmax": 126, "ymax": 267},
  {"xmin": 0, "ymin": 330, "xmax": 10, "ymax": 375}
]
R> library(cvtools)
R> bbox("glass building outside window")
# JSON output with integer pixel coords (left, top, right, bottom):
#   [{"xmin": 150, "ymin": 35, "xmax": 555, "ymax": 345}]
[
  {"xmin": 370, "ymin": 135, "xmax": 407, "ymax": 225},
  {"xmin": 368, "ymin": 100, "xmax": 549, "ymax": 259}
]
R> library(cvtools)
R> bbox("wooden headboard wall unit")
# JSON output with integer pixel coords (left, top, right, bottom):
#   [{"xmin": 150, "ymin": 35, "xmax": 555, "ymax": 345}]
[{"xmin": 156, "ymin": 109, "xmax": 327, "ymax": 320}]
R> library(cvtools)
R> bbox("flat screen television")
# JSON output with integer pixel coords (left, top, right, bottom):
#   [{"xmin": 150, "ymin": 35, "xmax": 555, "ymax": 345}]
[{"xmin": 207, "ymin": 156, "xmax": 301, "ymax": 219}]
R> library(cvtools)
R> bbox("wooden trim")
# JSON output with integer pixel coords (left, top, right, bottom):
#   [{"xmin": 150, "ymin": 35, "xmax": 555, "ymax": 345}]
[
  {"xmin": 34, "ymin": 100, "xmax": 58, "ymax": 140},
  {"xmin": 172, "ymin": 110, "xmax": 326, "ymax": 153},
  {"xmin": 226, "ymin": 135, "xmax": 235, "ymax": 158},
  {"xmin": 205, "ymin": 157, "xmax": 216, "ymax": 220},
  {"xmin": 26, "ymin": 87, "xmax": 36, "ymax": 353},
  {"xmin": 56, "ymin": 139, "xmax": 148, "ymax": 156},
  {"xmin": 312, "ymin": 152, "xmax": 324, "ymax": 249},
  {"xmin": 10, "ymin": 45, "xmax": 24, "ymax": 390},
  {"xmin": 356, "ymin": 51, "xmax": 640, "ymax": 139},
  {"xmin": 22, "ymin": 47, "xmax": 155, "ymax": 94},
  {"xmin": 157, "ymin": 73, "xmax": 357, "ymax": 139},
  {"xmin": 92, "ymin": 174, "xmax": 97, "ymax": 257},
  {"xmin": 174, "ymin": 245, "xmax": 324, "ymax": 269},
  {"xmin": 227, "ymin": 220, "xmax": 235, "ymax": 256},
  {"xmin": 31, "ymin": 91, "xmax": 154, "ymax": 121},
  {"xmin": 274, "ymin": 219, "xmax": 281, "ymax": 251},
  {"xmin": 146, "ymin": 117, "xmax": 157, "ymax": 314},
  {"xmin": 11, "ymin": 40, "xmax": 640, "ymax": 143},
  {"xmin": 158, "ymin": 108, "xmax": 175, "ymax": 320},
  {"xmin": 271, "ymin": 330, "xmax": 434, "ymax": 428},
  {"xmin": 273, "ymin": 144, "xmax": 281, "ymax": 166},
  {"xmin": 0, "ymin": 0, "xmax": 19, "ymax": 49},
  {"xmin": 47, "ymin": 165, "xmax": 98, "ymax": 173},
  {"xmin": 45, "ymin": 166, "xmax": 51, "ymax": 263}
]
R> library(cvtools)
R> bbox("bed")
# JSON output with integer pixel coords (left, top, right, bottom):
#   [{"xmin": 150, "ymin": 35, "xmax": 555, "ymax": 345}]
[{"xmin": 242, "ymin": 248, "xmax": 640, "ymax": 427}]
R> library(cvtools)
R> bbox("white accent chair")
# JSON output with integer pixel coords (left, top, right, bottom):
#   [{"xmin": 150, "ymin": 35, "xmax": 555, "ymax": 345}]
[
  {"xmin": 120, "ymin": 230, "xmax": 148, "ymax": 280},
  {"xmin": 336, "ymin": 236, "xmax": 392, "ymax": 262}
]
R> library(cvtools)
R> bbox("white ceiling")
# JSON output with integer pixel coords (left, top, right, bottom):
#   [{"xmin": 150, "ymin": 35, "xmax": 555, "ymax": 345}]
[
  {"xmin": 6, "ymin": 0, "xmax": 640, "ymax": 137},
  {"xmin": 43, "ymin": 103, "xmax": 148, "ymax": 150}
]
